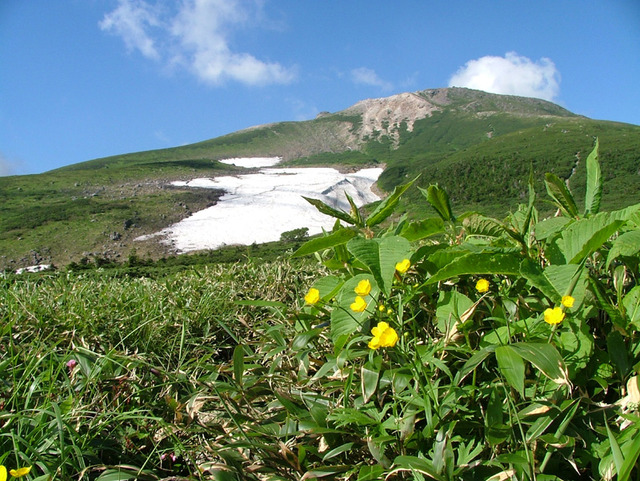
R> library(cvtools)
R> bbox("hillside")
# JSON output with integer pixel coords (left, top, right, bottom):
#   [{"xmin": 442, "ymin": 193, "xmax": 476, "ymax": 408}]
[{"xmin": 1, "ymin": 87, "xmax": 639, "ymax": 270}]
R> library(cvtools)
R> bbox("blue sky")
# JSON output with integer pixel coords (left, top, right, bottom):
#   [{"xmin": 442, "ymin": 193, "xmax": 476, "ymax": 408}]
[{"xmin": 1, "ymin": 0, "xmax": 639, "ymax": 176}]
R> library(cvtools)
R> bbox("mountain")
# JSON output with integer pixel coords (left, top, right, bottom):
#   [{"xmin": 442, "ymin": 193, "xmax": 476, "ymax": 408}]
[{"xmin": 1, "ymin": 87, "xmax": 639, "ymax": 270}]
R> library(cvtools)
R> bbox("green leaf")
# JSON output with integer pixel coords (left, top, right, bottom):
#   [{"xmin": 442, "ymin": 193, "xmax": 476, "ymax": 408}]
[
  {"xmin": 399, "ymin": 217, "xmax": 445, "ymax": 241},
  {"xmin": 623, "ymin": 286, "xmax": 640, "ymax": 328},
  {"xmin": 366, "ymin": 175, "xmax": 419, "ymax": 227},
  {"xmin": 584, "ymin": 138, "xmax": 602, "ymax": 216},
  {"xmin": 361, "ymin": 356, "xmax": 382, "ymax": 403},
  {"xmin": 292, "ymin": 228, "xmax": 357, "ymax": 257},
  {"xmin": 357, "ymin": 465, "xmax": 385, "ymax": 481},
  {"xmin": 558, "ymin": 211, "xmax": 626, "ymax": 264},
  {"xmin": 545, "ymin": 172, "xmax": 579, "ymax": 218},
  {"xmin": 510, "ymin": 342, "xmax": 570, "ymax": 387},
  {"xmin": 292, "ymin": 328, "xmax": 323, "ymax": 351},
  {"xmin": 420, "ymin": 184, "xmax": 455, "ymax": 222},
  {"xmin": 347, "ymin": 235, "xmax": 412, "ymax": 295},
  {"xmin": 607, "ymin": 330, "xmax": 630, "ymax": 377},
  {"xmin": 233, "ymin": 344, "xmax": 244, "ymax": 387},
  {"xmin": 496, "ymin": 345, "xmax": 526, "ymax": 397},
  {"xmin": 330, "ymin": 274, "xmax": 379, "ymax": 340},
  {"xmin": 520, "ymin": 261, "xmax": 585, "ymax": 305},
  {"xmin": 435, "ymin": 290, "xmax": 473, "ymax": 336},
  {"xmin": 606, "ymin": 228, "xmax": 640, "ymax": 269},
  {"xmin": 605, "ymin": 417, "xmax": 625, "ymax": 479},
  {"xmin": 391, "ymin": 456, "xmax": 447, "ymax": 481},
  {"xmin": 425, "ymin": 252, "xmax": 522, "ymax": 285},
  {"xmin": 303, "ymin": 196, "xmax": 356, "ymax": 225},
  {"xmin": 619, "ymin": 428, "xmax": 640, "ymax": 481}
]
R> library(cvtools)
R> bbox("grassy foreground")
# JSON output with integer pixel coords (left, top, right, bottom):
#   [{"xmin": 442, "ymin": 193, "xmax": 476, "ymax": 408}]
[{"xmin": 2, "ymin": 140, "xmax": 640, "ymax": 480}]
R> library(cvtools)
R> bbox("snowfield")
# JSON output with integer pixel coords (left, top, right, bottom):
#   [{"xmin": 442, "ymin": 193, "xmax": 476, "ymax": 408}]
[{"xmin": 138, "ymin": 158, "xmax": 383, "ymax": 253}]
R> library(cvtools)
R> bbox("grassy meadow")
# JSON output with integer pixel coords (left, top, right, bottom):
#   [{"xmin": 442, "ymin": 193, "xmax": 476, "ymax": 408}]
[{"xmin": 2, "ymin": 140, "xmax": 640, "ymax": 480}]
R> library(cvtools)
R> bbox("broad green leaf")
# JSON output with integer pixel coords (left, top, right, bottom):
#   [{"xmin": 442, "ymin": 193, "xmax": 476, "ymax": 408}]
[
  {"xmin": 330, "ymin": 274, "xmax": 379, "ymax": 340},
  {"xmin": 534, "ymin": 216, "xmax": 571, "ymax": 240},
  {"xmin": 399, "ymin": 217, "xmax": 445, "ymax": 241},
  {"xmin": 584, "ymin": 138, "xmax": 602, "ymax": 216},
  {"xmin": 435, "ymin": 290, "xmax": 473, "ymax": 336},
  {"xmin": 496, "ymin": 345, "xmax": 526, "ymax": 397},
  {"xmin": 366, "ymin": 175, "xmax": 419, "ymax": 227},
  {"xmin": 309, "ymin": 275, "xmax": 343, "ymax": 302},
  {"xmin": 347, "ymin": 235, "xmax": 412, "ymax": 294},
  {"xmin": 558, "ymin": 211, "xmax": 626, "ymax": 264},
  {"xmin": 545, "ymin": 172, "xmax": 579, "ymax": 218},
  {"xmin": 420, "ymin": 184, "xmax": 455, "ymax": 222},
  {"xmin": 510, "ymin": 342, "xmax": 570, "ymax": 387},
  {"xmin": 606, "ymin": 228, "xmax": 640, "ymax": 269},
  {"xmin": 556, "ymin": 318, "xmax": 594, "ymax": 377},
  {"xmin": 357, "ymin": 465, "xmax": 385, "ymax": 481},
  {"xmin": 520, "ymin": 261, "xmax": 585, "ymax": 305},
  {"xmin": 425, "ymin": 252, "xmax": 522, "ymax": 285},
  {"xmin": 458, "ymin": 346, "xmax": 496, "ymax": 381},
  {"xmin": 292, "ymin": 227, "xmax": 357, "ymax": 257},
  {"xmin": 303, "ymin": 195, "xmax": 356, "ymax": 225},
  {"xmin": 623, "ymin": 286, "xmax": 640, "ymax": 328},
  {"xmin": 463, "ymin": 214, "xmax": 511, "ymax": 239}
]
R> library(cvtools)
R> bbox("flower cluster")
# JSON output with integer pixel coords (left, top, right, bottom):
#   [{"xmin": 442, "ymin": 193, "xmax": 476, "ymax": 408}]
[{"xmin": 544, "ymin": 295, "xmax": 575, "ymax": 325}]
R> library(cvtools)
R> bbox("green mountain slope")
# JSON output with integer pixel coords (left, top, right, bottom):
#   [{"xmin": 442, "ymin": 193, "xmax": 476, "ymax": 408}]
[{"xmin": 1, "ymin": 87, "xmax": 638, "ymax": 270}]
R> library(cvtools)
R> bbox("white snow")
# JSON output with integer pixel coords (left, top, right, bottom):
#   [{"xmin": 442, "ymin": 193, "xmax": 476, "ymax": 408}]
[
  {"xmin": 16, "ymin": 264, "xmax": 52, "ymax": 274},
  {"xmin": 139, "ymin": 164, "xmax": 383, "ymax": 253},
  {"xmin": 218, "ymin": 156, "xmax": 282, "ymax": 168}
]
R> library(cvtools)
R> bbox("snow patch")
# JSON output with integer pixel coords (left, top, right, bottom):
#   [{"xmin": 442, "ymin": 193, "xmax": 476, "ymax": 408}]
[
  {"xmin": 218, "ymin": 157, "xmax": 282, "ymax": 168},
  {"xmin": 140, "ymin": 166, "xmax": 383, "ymax": 253}
]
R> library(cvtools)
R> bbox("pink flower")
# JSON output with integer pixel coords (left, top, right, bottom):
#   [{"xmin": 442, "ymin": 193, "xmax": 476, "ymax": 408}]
[{"xmin": 66, "ymin": 359, "xmax": 77, "ymax": 369}]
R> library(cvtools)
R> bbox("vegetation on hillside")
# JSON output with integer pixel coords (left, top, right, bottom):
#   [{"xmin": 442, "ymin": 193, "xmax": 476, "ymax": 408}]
[
  {"xmin": 2, "ymin": 141, "xmax": 640, "ymax": 480},
  {"xmin": 1, "ymin": 88, "xmax": 638, "ymax": 270}
]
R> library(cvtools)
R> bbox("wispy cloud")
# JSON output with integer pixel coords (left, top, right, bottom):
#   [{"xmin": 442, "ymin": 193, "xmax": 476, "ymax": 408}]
[
  {"xmin": 449, "ymin": 52, "xmax": 560, "ymax": 101},
  {"xmin": 351, "ymin": 67, "xmax": 393, "ymax": 91},
  {"xmin": 99, "ymin": 0, "xmax": 161, "ymax": 60},
  {"xmin": 100, "ymin": 0, "xmax": 296, "ymax": 86}
]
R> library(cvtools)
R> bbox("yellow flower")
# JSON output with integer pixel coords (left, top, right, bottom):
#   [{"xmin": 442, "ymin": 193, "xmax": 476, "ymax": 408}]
[
  {"xmin": 395, "ymin": 259, "xmax": 411, "ymax": 274},
  {"xmin": 1, "ymin": 466, "xmax": 6, "ymax": 481},
  {"xmin": 368, "ymin": 321, "xmax": 399, "ymax": 349},
  {"xmin": 378, "ymin": 304, "xmax": 385, "ymax": 312},
  {"xmin": 350, "ymin": 296, "xmax": 367, "ymax": 312},
  {"xmin": 476, "ymin": 278, "xmax": 490, "ymax": 293},
  {"xmin": 304, "ymin": 288, "xmax": 320, "ymax": 305},
  {"xmin": 9, "ymin": 467, "xmax": 31, "ymax": 478},
  {"xmin": 561, "ymin": 295, "xmax": 575, "ymax": 308},
  {"xmin": 544, "ymin": 307, "xmax": 565, "ymax": 325},
  {"xmin": 354, "ymin": 279, "xmax": 372, "ymax": 297}
]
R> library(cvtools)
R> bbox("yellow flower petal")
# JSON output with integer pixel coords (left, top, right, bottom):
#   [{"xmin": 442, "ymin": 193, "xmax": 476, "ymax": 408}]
[
  {"xmin": 350, "ymin": 296, "xmax": 367, "ymax": 312},
  {"xmin": 544, "ymin": 307, "xmax": 565, "ymax": 325},
  {"xmin": 1, "ymin": 466, "xmax": 7, "ymax": 481},
  {"xmin": 476, "ymin": 278, "xmax": 490, "ymax": 293},
  {"xmin": 561, "ymin": 295, "xmax": 575, "ymax": 308},
  {"xmin": 304, "ymin": 288, "xmax": 320, "ymax": 305},
  {"xmin": 368, "ymin": 336, "xmax": 382, "ymax": 350},
  {"xmin": 371, "ymin": 321, "xmax": 389, "ymax": 337},
  {"xmin": 9, "ymin": 467, "xmax": 31, "ymax": 478},
  {"xmin": 395, "ymin": 259, "xmax": 411, "ymax": 274},
  {"xmin": 354, "ymin": 279, "xmax": 372, "ymax": 297},
  {"xmin": 379, "ymin": 327, "xmax": 399, "ymax": 347}
]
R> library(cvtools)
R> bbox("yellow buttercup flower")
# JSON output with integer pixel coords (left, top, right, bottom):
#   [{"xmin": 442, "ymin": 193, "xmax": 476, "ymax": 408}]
[
  {"xmin": 561, "ymin": 295, "xmax": 575, "ymax": 308},
  {"xmin": 1, "ymin": 465, "xmax": 7, "ymax": 481},
  {"xmin": 350, "ymin": 296, "xmax": 367, "ymax": 312},
  {"xmin": 304, "ymin": 288, "xmax": 320, "ymax": 305},
  {"xmin": 354, "ymin": 279, "xmax": 372, "ymax": 297},
  {"xmin": 368, "ymin": 321, "xmax": 399, "ymax": 349},
  {"xmin": 476, "ymin": 278, "xmax": 490, "ymax": 293},
  {"xmin": 9, "ymin": 467, "xmax": 31, "ymax": 478},
  {"xmin": 395, "ymin": 259, "xmax": 411, "ymax": 274},
  {"xmin": 378, "ymin": 304, "xmax": 385, "ymax": 312},
  {"xmin": 544, "ymin": 307, "xmax": 565, "ymax": 325}
]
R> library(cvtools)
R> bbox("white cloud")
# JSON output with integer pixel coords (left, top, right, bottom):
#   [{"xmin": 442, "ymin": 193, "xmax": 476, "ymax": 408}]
[
  {"xmin": 100, "ymin": 0, "xmax": 296, "ymax": 86},
  {"xmin": 351, "ymin": 67, "xmax": 393, "ymax": 91},
  {"xmin": 99, "ymin": 0, "xmax": 161, "ymax": 59},
  {"xmin": 449, "ymin": 52, "xmax": 560, "ymax": 101}
]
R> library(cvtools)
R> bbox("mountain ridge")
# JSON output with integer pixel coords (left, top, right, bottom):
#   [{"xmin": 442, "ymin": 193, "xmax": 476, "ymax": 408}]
[{"xmin": 1, "ymin": 87, "xmax": 638, "ymax": 270}]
